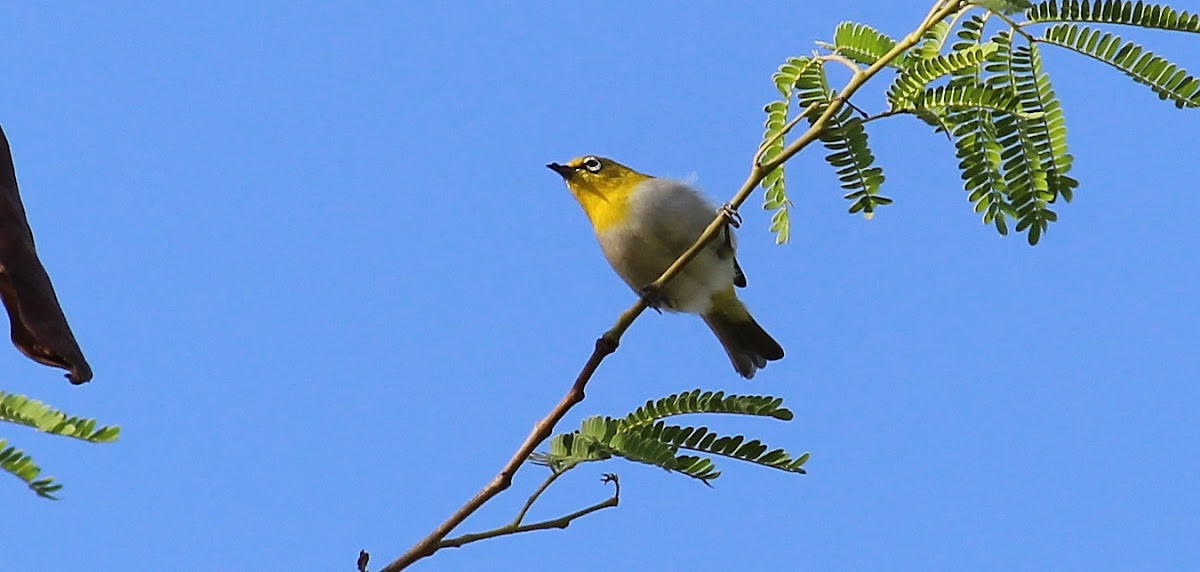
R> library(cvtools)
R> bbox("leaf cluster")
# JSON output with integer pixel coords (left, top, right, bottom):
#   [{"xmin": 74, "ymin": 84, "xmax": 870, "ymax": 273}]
[
  {"xmin": 761, "ymin": 0, "xmax": 1199, "ymax": 245},
  {"xmin": 1, "ymin": 391, "xmax": 120, "ymax": 498},
  {"xmin": 532, "ymin": 389, "xmax": 808, "ymax": 484}
]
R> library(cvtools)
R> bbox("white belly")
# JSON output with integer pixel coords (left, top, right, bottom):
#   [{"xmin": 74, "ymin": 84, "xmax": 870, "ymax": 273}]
[{"xmin": 594, "ymin": 179, "xmax": 736, "ymax": 314}]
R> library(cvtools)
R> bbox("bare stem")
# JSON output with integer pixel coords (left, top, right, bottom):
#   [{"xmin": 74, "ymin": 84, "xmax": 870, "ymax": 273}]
[
  {"xmin": 437, "ymin": 475, "xmax": 621, "ymax": 550},
  {"xmin": 511, "ymin": 468, "xmax": 567, "ymax": 526},
  {"xmin": 754, "ymin": 101, "xmax": 822, "ymax": 167},
  {"xmin": 823, "ymin": 53, "xmax": 864, "ymax": 75},
  {"xmin": 990, "ymin": 9, "xmax": 1037, "ymax": 42},
  {"xmin": 374, "ymin": 2, "xmax": 964, "ymax": 570},
  {"xmin": 862, "ymin": 109, "xmax": 913, "ymax": 125}
]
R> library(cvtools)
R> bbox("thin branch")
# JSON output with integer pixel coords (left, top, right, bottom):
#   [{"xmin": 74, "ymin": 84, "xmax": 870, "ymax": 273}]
[
  {"xmin": 753, "ymin": 101, "xmax": 820, "ymax": 167},
  {"xmin": 844, "ymin": 98, "xmax": 871, "ymax": 118},
  {"xmin": 511, "ymin": 468, "xmax": 567, "ymax": 526},
  {"xmin": 764, "ymin": 0, "xmax": 965, "ymax": 175},
  {"xmin": 991, "ymin": 9, "xmax": 1037, "ymax": 42},
  {"xmin": 921, "ymin": 0, "xmax": 955, "ymax": 30},
  {"xmin": 438, "ymin": 475, "xmax": 621, "ymax": 550},
  {"xmin": 817, "ymin": 54, "xmax": 871, "ymax": 118},
  {"xmin": 940, "ymin": 6, "xmax": 970, "ymax": 48},
  {"xmin": 862, "ymin": 109, "xmax": 914, "ymax": 125},
  {"xmin": 378, "ymin": 336, "xmax": 619, "ymax": 571},
  {"xmin": 823, "ymin": 53, "xmax": 864, "ymax": 75},
  {"xmin": 375, "ymin": 2, "xmax": 966, "ymax": 570}
]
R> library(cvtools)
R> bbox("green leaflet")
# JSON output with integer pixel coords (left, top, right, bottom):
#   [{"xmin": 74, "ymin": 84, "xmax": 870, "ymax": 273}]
[
  {"xmin": 0, "ymin": 391, "xmax": 121, "ymax": 442},
  {"xmin": 621, "ymin": 389, "xmax": 793, "ymax": 428},
  {"xmin": 761, "ymin": 98, "xmax": 791, "ymax": 244},
  {"xmin": 768, "ymin": 208, "xmax": 791, "ymax": 245},
  {"xmin": 1027, "ymin": 0, "xmax": 1200, "ymax": 33},
  {"xmin": 762, "ymin": 56, "xmax": 822, "ymax": 244},
  {"xmin": 826, "ymin": 116, "xmax": 890, "ymax": 218},
  {"xmin": 771, "ymin": 56, "xmax": 819, "ymax": 98},
  {"xmin": 758, "ymin": 6, "xmax": 1195, "ymax": 248},
  {"xmin": 533, "ymin": 391, "xmax": 807, "ymax": 484},
  {"xmin": 949, "ymin": 104, "xmax": 1014, "ymax": 235},
  {"xmin": 985, "ymin": 33, "xmax": 1059, "ymax": 244},
  {"xmin": 833, "ymin": 22, "xmax": 908, "ymax": 67},
  {"xmin": 913, "ymin": 84, "xmax": 1026, "ymax": 115},
  {"xmin": 1040, "ymin": 23, "xmax": 1200, "ymax": 107},
  {"xmin": 635, "ymin": 422, "xmax": 809, "ymax": 475},
  {"xmin": 932, "ymin": 25, "xmax": 1072, "ymax": 244},
  {"xmin": 1, "ymin": 391, "xmax": 121, "ymax": 499},
  {"xmin": 0, "ymin": 439, "xmax": 62, "ymax": 499},
  {"xmin": 915, "ymin": 16, "xmax": 957, "ymax": 60},
  {"xmin": 973, "ymin": 0, "xmax": 1035, "ymax": 15},
  {"xmin": 919, "ymin": 11, "xmax": 1103, "ymax": 244},
  {"xmin": 888, "ymin": 43, "xmax": 1001, "ymax": 108},
  {"xmin": 945, "ymin": 21, "xmax": 1012, "ymax": 232},
  {"xmin": 954, "ymin": 13, "xmax": 991, "ymax": 49},
  {"xmin": 1009, "ymin": 42, "xmax": 1078, "ymax": 203},
  {"xmin": 792, "ymin": 62, "xmax": 891, "ymax": 217}
]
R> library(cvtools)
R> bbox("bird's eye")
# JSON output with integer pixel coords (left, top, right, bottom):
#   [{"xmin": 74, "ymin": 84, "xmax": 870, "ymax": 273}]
[{"xmin": 582, "ymin": 157, "xmax": 603, "ymax": 173}]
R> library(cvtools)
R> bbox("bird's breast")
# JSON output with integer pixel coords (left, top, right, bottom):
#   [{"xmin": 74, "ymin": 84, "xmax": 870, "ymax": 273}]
[{"xmin": 596, "ymin": 223, "xmax": 735, "ymax": 315}]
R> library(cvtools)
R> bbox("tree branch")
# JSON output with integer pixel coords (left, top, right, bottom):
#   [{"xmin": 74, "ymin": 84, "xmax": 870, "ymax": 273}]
[
  {"xmin": 755, "ymin": 101, "xmax": 822, "ymax": 167},
  {"xmin": 989, "ymin": 9, "xmax": 1037, "ymax": 42},
  {"xmin": 823, "ymin": 53, "xmax": 864, "ymax": 75},
  {"xmin": 438, "ymin": 474, "xmax": 621, "ymax": 550},
  {"xmin": 511, "ymin": 467, "xmax": 567, "ymax": 527},
  {"xmin": 862, "ymin": 109, "xmax": 914, "ymax": 124},
  {"xmin": 377, "ymin": 336, "xmax": 619, "ymax": 571},
  {"xmin": 374, "ymin": 2, "xmax": 965, "ymax": 569}
]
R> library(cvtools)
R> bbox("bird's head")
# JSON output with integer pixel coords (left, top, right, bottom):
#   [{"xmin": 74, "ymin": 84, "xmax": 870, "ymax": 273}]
[{"xmin": 547, "ymin": 155, "xmax": 650, "ymax": 203}]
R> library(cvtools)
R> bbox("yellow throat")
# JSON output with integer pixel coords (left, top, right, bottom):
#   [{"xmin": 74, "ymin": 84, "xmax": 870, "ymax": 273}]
[{"xmin": 547, "ymin": 155, "xmax": 651, "ymax": 232}]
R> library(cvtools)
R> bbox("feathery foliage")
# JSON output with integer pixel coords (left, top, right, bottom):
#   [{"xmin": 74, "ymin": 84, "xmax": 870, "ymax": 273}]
[
  {"xmin": 794, "ymin": 60, "xmax": 890, "ymax": 218},
  {"xmin": 755, "ymin": 0, "xmax": 1196, "ymax": 246},
  {"xmin": 761, "ymin": 98, "xmax": 791, "ymax": 244},
  {"xmin": 0, "ymin": 439, "xmax": 61, "ymax": 498},
  {"xmin": 1, "ymin": 392, "xmax": 121, "ymax": 442},
  {"xmin": 1027, "ymin": 0, "xmax": 1200, "ymax": 32},
  {"xmin": 832, "ymin": 22, "xmax": 908, "ymax": 68},
  {"xmin": 973, "ymin": 0, "xmax": 1034, "ymax": 14},
  {"xmin": 916, "ymin": 16, "xmax": 959, "ymax": 60},
  {"xmin": 1039, "ymin": 24, "xmax": 1200, "ymax": 107},
  {"xmin": 914, "ymin": 84, "xmax": 1025, "ymax": 115},
  {"xmin": 1011, "ymin": 41, "xmax": 1078, "ymax": 201},
  {"xmin": 888, "ymin": 43, "xmax": 1000, "ymax": 108},
  {"xmin": 622, "ymin": 389, "xmax": 792, "ymax": 428},
  {"xmin": 533, "ymin": 390, "xmax": 807, "ymax": 484},
  {"xmin": 1, "ymin": 391, "xmax": 120, "ymax": 498},
  {"xmin": 762, "ymin": 56, "xmax": 825, "ymax": 243},
  {"xmin": 983, "ymin": 33, "xmax": 1056, "ymax": 243},
  {"xmin": 635, "ymin": 422, "xmax": 809, "ymax": 475}
]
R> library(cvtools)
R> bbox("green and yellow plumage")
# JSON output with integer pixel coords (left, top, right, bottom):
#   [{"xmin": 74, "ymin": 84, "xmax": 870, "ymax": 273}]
[{"xmin": 548, "ymin": 155, "xmax": 784, "ymax": 379}]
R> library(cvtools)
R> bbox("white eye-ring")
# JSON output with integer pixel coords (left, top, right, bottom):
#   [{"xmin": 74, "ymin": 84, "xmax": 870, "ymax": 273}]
[{"xmin": 582, "ymin": 156, "xmax": 603, "ymax": 173}]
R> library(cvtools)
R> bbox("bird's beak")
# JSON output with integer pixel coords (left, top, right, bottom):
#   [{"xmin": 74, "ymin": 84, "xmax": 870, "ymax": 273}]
[{"xmin": 547, "ymin": 162, "xmax": 574, "ymax": 179}]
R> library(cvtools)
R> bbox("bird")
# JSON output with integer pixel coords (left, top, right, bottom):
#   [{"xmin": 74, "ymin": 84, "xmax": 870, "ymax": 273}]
[{"xmin": 548, "ymin": 155, "xmax": 783, "ymax": 379}]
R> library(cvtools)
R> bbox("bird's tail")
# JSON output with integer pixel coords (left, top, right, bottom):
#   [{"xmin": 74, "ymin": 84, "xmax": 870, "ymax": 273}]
[{"xmin": 702, "ymin": 291, "xmax": 784, "ymax": 379}]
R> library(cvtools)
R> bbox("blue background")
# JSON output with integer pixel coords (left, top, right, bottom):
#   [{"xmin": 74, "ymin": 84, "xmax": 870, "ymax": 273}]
[{"xmin": 3, "ymin": 2, "xmax": 1198, "ymax": 571}]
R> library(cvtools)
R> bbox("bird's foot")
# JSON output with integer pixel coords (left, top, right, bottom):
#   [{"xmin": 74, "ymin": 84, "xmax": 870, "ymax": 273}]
[
  {"xmin": 718, "ymin": 203, "xmax": 742, "ymax": 228},
  {"xmin": 638, "ymin": 284, "xmax": 665, "ymax": 314}
]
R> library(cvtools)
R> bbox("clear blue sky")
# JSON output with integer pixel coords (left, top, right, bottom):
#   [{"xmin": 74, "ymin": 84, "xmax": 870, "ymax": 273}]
[{"xmin": 4, "ymin": 2, "xmax": 1198, "ymax": 571}]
